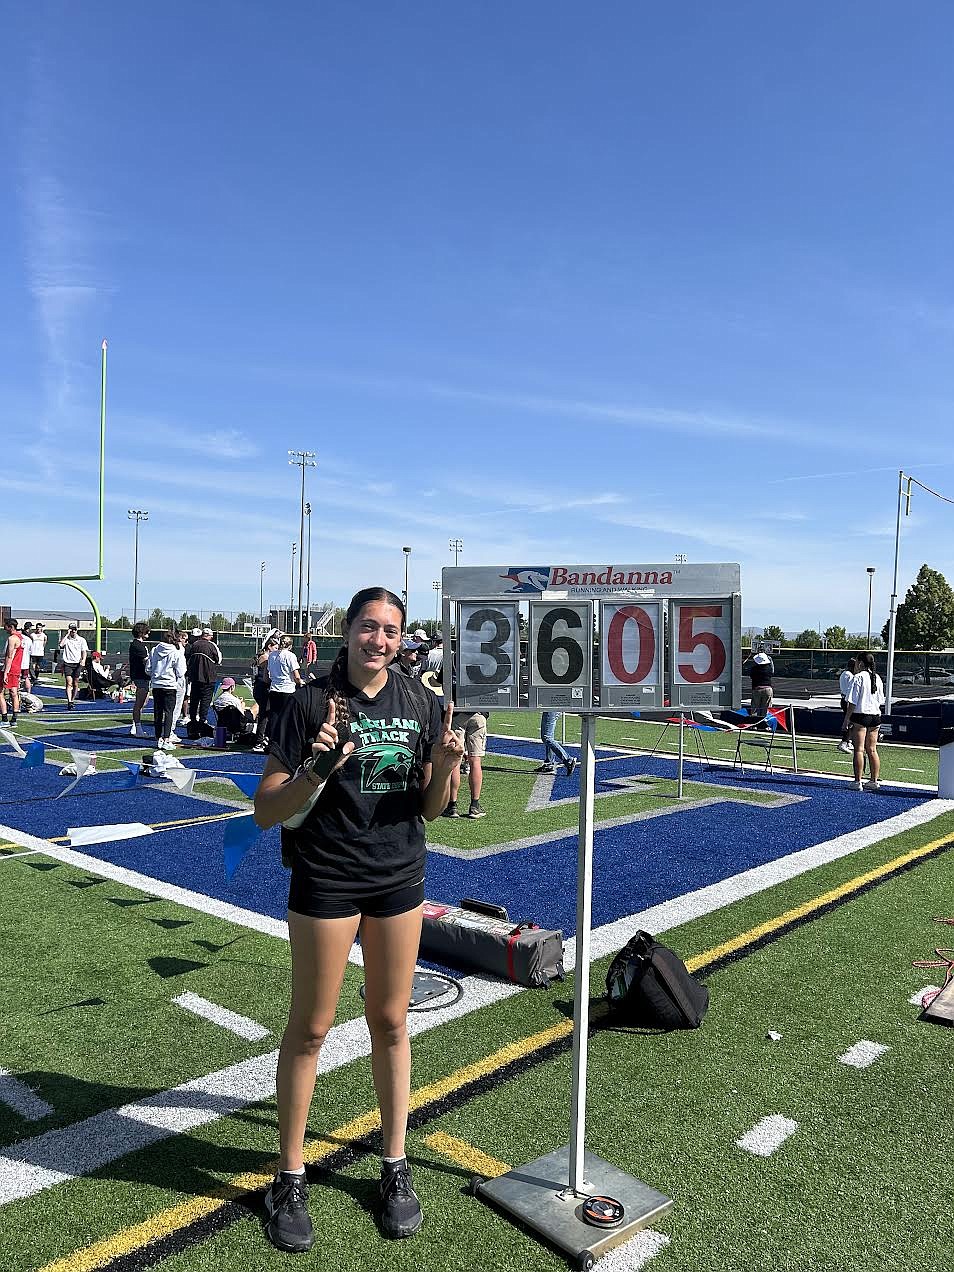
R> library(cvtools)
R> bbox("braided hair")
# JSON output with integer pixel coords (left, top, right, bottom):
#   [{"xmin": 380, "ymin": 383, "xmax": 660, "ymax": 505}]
[
  {"xmin": 857, "ymin": 651, "xmax": 878, "ymax": 694},
  {"xmin": 322, "ymin": 587, "xmax": 406, "ymax": 741}
]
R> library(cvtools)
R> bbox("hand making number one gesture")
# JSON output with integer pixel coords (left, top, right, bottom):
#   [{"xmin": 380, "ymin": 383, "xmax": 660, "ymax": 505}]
[
  {"xmin": 309, "ymin": 696, "xmax": 355, "ymax": 776},
  {"xmin": 432, "ymin": 700, "xmax": 464, "ymax": 772}
]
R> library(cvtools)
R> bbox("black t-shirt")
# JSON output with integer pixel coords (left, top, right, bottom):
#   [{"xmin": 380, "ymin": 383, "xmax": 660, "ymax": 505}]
[
  {"xmin": 749, "ymin": 657, "xmax": 773, "ymax": 689},
  {"xmin": 128, "ymin": 639, "xmax": 149, "ymax": 681},
  {"xmin": 270, "ymin": 668, "xmax": 442, "ymax": 897}
]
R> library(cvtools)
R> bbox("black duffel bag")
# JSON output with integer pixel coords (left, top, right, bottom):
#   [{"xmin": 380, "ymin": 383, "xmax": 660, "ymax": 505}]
[{"xmin": 605, "ymin": 930, "xmax": 709, "ymax": 1030}]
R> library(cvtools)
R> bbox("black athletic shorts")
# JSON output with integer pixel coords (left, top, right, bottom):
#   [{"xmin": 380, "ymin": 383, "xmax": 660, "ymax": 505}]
[
  {"xmin": 851, "ymin": 712, "xmax": 881, "ymax": 729},
  {"xmin": 288, "ymin": 876, "xmax": 425, "ymax": 920}
]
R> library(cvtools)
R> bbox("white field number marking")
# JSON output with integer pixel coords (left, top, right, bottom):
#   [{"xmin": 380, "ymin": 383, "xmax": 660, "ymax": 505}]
[
  {"xmin": 737, "ymin": 1114, "xmax": 798, "ymax": 1157},
  {"xmin": 172, "ymin": 992, "xmax": 269, "ymax": 1041},
  {"xmin": 838, "ymin": 1040, "xmax": 889, "ymax": 1069}
]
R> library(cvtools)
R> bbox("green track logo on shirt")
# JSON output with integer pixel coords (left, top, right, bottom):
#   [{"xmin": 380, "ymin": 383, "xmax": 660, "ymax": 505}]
[{"xmin": 352, "ymin": 712, "xmax": 422, "ymax": 794}]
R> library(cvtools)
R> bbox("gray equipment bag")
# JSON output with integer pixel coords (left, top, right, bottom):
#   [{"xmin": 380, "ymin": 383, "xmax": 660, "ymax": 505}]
[{"xmin": 420, "ymin": 898, "xmax": 564, "ymax": 988}]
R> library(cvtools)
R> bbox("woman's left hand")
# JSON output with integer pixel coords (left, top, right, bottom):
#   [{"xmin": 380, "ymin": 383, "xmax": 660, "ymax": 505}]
[{"xmin": 431, "ymin": 702, "xmax": 464, "ymax": 772}]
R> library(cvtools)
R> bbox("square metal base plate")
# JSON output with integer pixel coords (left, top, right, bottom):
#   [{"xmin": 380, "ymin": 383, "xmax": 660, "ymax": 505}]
[{"xmin": 476, "ymin": 1145, "xmax": 673, "ymax": 1267}]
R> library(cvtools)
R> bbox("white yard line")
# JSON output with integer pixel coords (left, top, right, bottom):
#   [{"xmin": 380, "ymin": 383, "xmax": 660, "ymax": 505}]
[
  {"xmin": 838, "ymin": 1041, "xmax": 889, "ymax": 1069},
  {"xmin": 909, "ymin": 985, "xmax": 941, "ymax": 1005},
  {"xmin": 0, "ymin": 1071, "xmax": 54, "ymax": 1123},
  {"xmin": 736, "ymin": 1115, "xmax": 797, "ymax": 1157},
  {"xmin": 172, "ymin": 992, "xmax": 270, "ymax": 1042},
  {"xmin": 0, "ymin": 796, "xmax": 952, "ymax": 1205},
  {"xmin": 599, "ymin": 1229, "xmax": 671, "ymax": 1270}
]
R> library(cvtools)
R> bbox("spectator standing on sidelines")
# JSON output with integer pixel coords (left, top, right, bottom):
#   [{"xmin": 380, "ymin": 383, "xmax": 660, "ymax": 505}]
[
  {"xmin": 395, "ymin": 637, "xmax": 424, "ymax": 678},
  {"xmin": 148, "ymin": 631, "xmax": 186, "ymax": 750},
  {"xmin": 426, "ymin": 634, "xmax": 443, "ymax": 673},
  {"xmin": 838, "ymin": 657, "xmax": 857, "ymax": 754},
  {"xmin": 1, "ymin": 617, "xmax": 26, "ymax": 727},
  {"xmin": 537, "ymin": 712, "xmax": 578, "ymax": 776},
  {"xmin": 31, "ymin": 623, "xmax": 48, "ymax": 680},
  {"xmin": 302, "ymin": 632, "xmax": 317, "ymax": 674},
  {"xmin": 267, "ymin": 634, "xmax": 303, "ymax": 733},
  {"xmin": 443, "ymin": 708, "xmax": 487, "ymax": 819},
  {"xmin": 844, "ymin": 651, "xmax": 885, "ymax": 792},
  {"xmin": 252, "ymin": 634, "xmax": 279, "ymax": 751},
  {"xmin": 187, "ymin": 626, "xmax": 222, "ymax": 739},
  {"xmin": 128, "ymin": 622, "xmax": 151, "ymax": 738},
  {"xmin": 744, "ymin": 649, "xmax": 774, "ymax": 719},
  {"xmin": 172, "ymin": 630, "xmax": 190, "ymax": 737},
  {"xmin": 18, "ymin": 624, "xmax": 34, "ymax": 693},
  {"xmin": 57, "ymin": 622, "xmax": 89, "ymax": 710}
]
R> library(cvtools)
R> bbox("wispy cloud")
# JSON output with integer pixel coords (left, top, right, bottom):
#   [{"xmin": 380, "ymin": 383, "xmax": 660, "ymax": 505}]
[
  {"xmin": 20, "ymin": 48, "xmax": 110, "ymax": 474},
  {"xmin": 116, "ymin": 416, "xmax": 260, "ymax": 462}
]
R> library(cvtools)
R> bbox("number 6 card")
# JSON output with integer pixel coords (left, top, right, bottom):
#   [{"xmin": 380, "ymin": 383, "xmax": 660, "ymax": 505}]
[{"xmin": 529, "ymin": 601, "xmax": 592, "ymax": 710}]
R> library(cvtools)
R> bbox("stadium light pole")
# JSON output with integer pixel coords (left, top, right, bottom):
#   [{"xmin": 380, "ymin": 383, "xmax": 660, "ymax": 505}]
[
  {"xmin": 886, "ymin": 471, "xmax": 911, "ymax": 709},
  {"xmin": 402, "ymin": 546, "xmax": 411, "ymax": 609},
  {"xmin": 260, "ymin": 561, "xmax": 266, "ymax": 640},
  {"xmin": 289, "ymin": 542, "xmax": 297, "ymax": 630},
  {"xmin": 289, "ymin": 450, "xmax": 317, "ymax": 636},
  {"xmin": 433, "ymin": 579, "xmax": 440, "ymax": 625},
  {"xmin": 866, "ymin": 567, "xmax": 876, "ymax": 649},
  {"xmin": 449, "ymin": 537, "xmax": 463, "ymax": 567},
  {"xmin": 304, "ymin": 501, "xmax": 312, "ymax": 633},
  {"xmin": 127, "ymin": 509, "xmax": 148, "ymax": 624}
]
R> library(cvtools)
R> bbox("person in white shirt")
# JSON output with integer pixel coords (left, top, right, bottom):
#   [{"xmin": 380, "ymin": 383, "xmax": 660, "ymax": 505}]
[
  {"xmin": 149, "ymin": 632, "xmax": 187, "ymax": 750},
  {"xmin": 267, "ymin": 635, "xmax": 302, "ymax": 733},
  {"xmin": 57, "ymin": 623, "xmax": 90, "ymax": 709},
  {"xmin": 31, "ymin": 624, "xmax": 48, "ymax": 680},
  {"xmin": 844, "ymin": 651, "xmax": 885, "ymax": 791},
  {"xmin": 837, "ymin": 657, "xmax": 857, "ymax": 753},
  {"xmin": 18, "ymin": 626, "xmax": 34, "ymax": 693},
  {"xmin": 171, "ymin": 630, "xmax": 190, "ymax": 735}
]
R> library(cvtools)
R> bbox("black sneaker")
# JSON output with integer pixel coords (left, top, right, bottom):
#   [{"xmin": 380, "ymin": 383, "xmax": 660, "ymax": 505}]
[
  {"xmin": 442, "ymin": 802, "xmax": 460, "ymax": 818},
  {"xmin": 564, "ymin": 757, "xmax": 578, "ymax": 777},
  {"xmin": 8, "ymin": 716, "xmax": 17, "ymax": 727},
  {"xmin": 263, "ymin": 1170, "xmax": 314, "ymax": 1253},
  {"xmin": 535, "ymin": 763, "xmax": 556, "ymax": 774},
  {"xmin": 378, "ymin": 1158, "xmax": 422, "ymax": 1239},
  {"xmin": 467, "ymin": 801, "xmax": 486, "ymax": 819},
  {"xmin": 0, "ymin": 716, "xmax": 7, "ymax": 725}
]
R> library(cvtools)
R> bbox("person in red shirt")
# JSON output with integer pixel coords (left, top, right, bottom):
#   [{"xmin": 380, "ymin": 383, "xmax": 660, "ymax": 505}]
[{"xmin": 0, "ymin": 618, "xmax": 26, "ymax": 727}]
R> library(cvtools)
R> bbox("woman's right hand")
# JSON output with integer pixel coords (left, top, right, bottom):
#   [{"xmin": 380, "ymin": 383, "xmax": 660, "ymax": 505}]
[{"xmin": 310, "ymin": 698, "xmax": 354, "ymax": 775}]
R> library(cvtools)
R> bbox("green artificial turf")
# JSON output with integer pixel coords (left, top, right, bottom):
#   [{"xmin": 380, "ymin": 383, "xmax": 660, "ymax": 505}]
[{"xmin": 2, "ymin": 808, "xmax": 954, "ymax": 1270}]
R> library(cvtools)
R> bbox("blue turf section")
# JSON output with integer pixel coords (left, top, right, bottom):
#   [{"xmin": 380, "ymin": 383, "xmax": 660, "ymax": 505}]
[{"xmin": 0, "ymin": 741, "xmax": 931, "ymax": 936}]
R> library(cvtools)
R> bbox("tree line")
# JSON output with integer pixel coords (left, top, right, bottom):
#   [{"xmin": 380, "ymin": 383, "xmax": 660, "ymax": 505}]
[{"xmin": 759, "ymin": 564, "xmax": 954, "ymax": 651}]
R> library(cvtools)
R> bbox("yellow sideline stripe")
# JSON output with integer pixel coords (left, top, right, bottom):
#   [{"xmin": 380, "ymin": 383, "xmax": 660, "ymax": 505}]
[
  {"xmin": 46, "ymin": 811, "xmax": 247, "ymax": 845},
  {"xmin": 37, "ymin": 833, "xmax": 951, "ymax": 1272},
  {"xmin": 425, "ymin": 1131, "xmax": 512, "ymax": 1179},
  {"xmin": 38, "ymin": 1020, "xmax": 573, "ymax": 1272},
  {"xmin": 686, "ymin": 832, "xmax": 951, "ymax": 974}
]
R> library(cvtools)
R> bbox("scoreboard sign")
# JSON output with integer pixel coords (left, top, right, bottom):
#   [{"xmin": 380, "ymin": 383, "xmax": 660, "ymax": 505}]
[{"xmin": 442, "ymin": 562, "xmax": 741, "ymax": 713}]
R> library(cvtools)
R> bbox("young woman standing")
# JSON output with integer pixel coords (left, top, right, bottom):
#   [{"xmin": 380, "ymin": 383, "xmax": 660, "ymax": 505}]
[
  {"xmin": 844, "ymin": 651, "xmax": 885, "ymax": 791},
  {"xmin": 254, "ymin": 588, "xmax": 462, "ymax": 1250},
  {"xmin": 128, "ymin": 622, "xmax": 151, "ymax": 738}
]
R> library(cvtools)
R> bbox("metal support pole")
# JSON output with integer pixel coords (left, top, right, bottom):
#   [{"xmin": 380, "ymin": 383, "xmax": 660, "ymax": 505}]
[
  {"xmin": 297, "ymin": 465, "xmax": 306, "ymax": 635},
  {"xmin": 568, "ymin": 712, "xmax": 597, "ymax": 1194},
  {"xmin": 132, "ymin": 522, "xmax": 139, "ymax": 624},
  {"xmin": 789, "ymin": 704, "xmax": 798, "ymax": 774},
  {"xmin": 305, "ymin": 503, "xmax": 312, "ymax": 633},
  {"xmin": 677, "ymin": 713, "xmax": 685, "ymax": 799},
  {"xmin": 885, "ymin": 470, "xmax": 905, "ymax": 710}
]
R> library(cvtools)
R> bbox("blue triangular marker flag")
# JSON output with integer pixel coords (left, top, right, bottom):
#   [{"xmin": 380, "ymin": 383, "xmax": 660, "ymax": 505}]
[
  {"xmin": 229, "ymin": 772, "xmax": 261, "ymax": 800},
  {"xmin": 21, "ymin": 740, "xmax": 45, "ymax": 768},
  {"xmin": 120, "ymin": 762, "xmax": 141, "ymax": 788},
  {"xmin": 630, "ymin": 711, "xmax": 641, "ymax": 719},
  {"xmin": 223, "ymin": 814, "xmax": 264, "ymax": 881}
]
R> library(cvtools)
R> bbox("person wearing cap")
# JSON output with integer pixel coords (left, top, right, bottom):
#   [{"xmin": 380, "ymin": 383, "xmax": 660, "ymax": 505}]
[
  {"xmin": 57, "ymin": 622, "xmax": 90, "ymax": 710},
  {"xmin": 251, "ymin": 633, "xmax": 280, "ymax": 751},
  {"xmin": 411, "ymin": 628, "xmax": 428, "ymax": 643},
  {"xmin": 213, "ymin": 677, "xmax": 255, "ymax": 738},
  {"xmin": 744, "ymin": 647, "xmax": 775, "ymax": 720},
  {"xmin": 186, "ymin": 626, "xmax": 223, "ymax": 739},
  {"xmin": 395, "ymin": 637, "xmax": 424, "ymax": 678}
]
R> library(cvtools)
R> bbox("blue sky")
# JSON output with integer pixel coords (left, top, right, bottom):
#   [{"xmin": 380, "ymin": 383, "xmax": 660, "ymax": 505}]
[{"xmin": 3, "ymin": 2, "xmax": 953, "ymax": 634}]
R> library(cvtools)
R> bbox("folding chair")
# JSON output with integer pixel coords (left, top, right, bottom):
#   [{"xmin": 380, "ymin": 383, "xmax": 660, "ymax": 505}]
[{"xmin": 733, "ymin": 714, "xmax": 779, "ymax": 776}]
